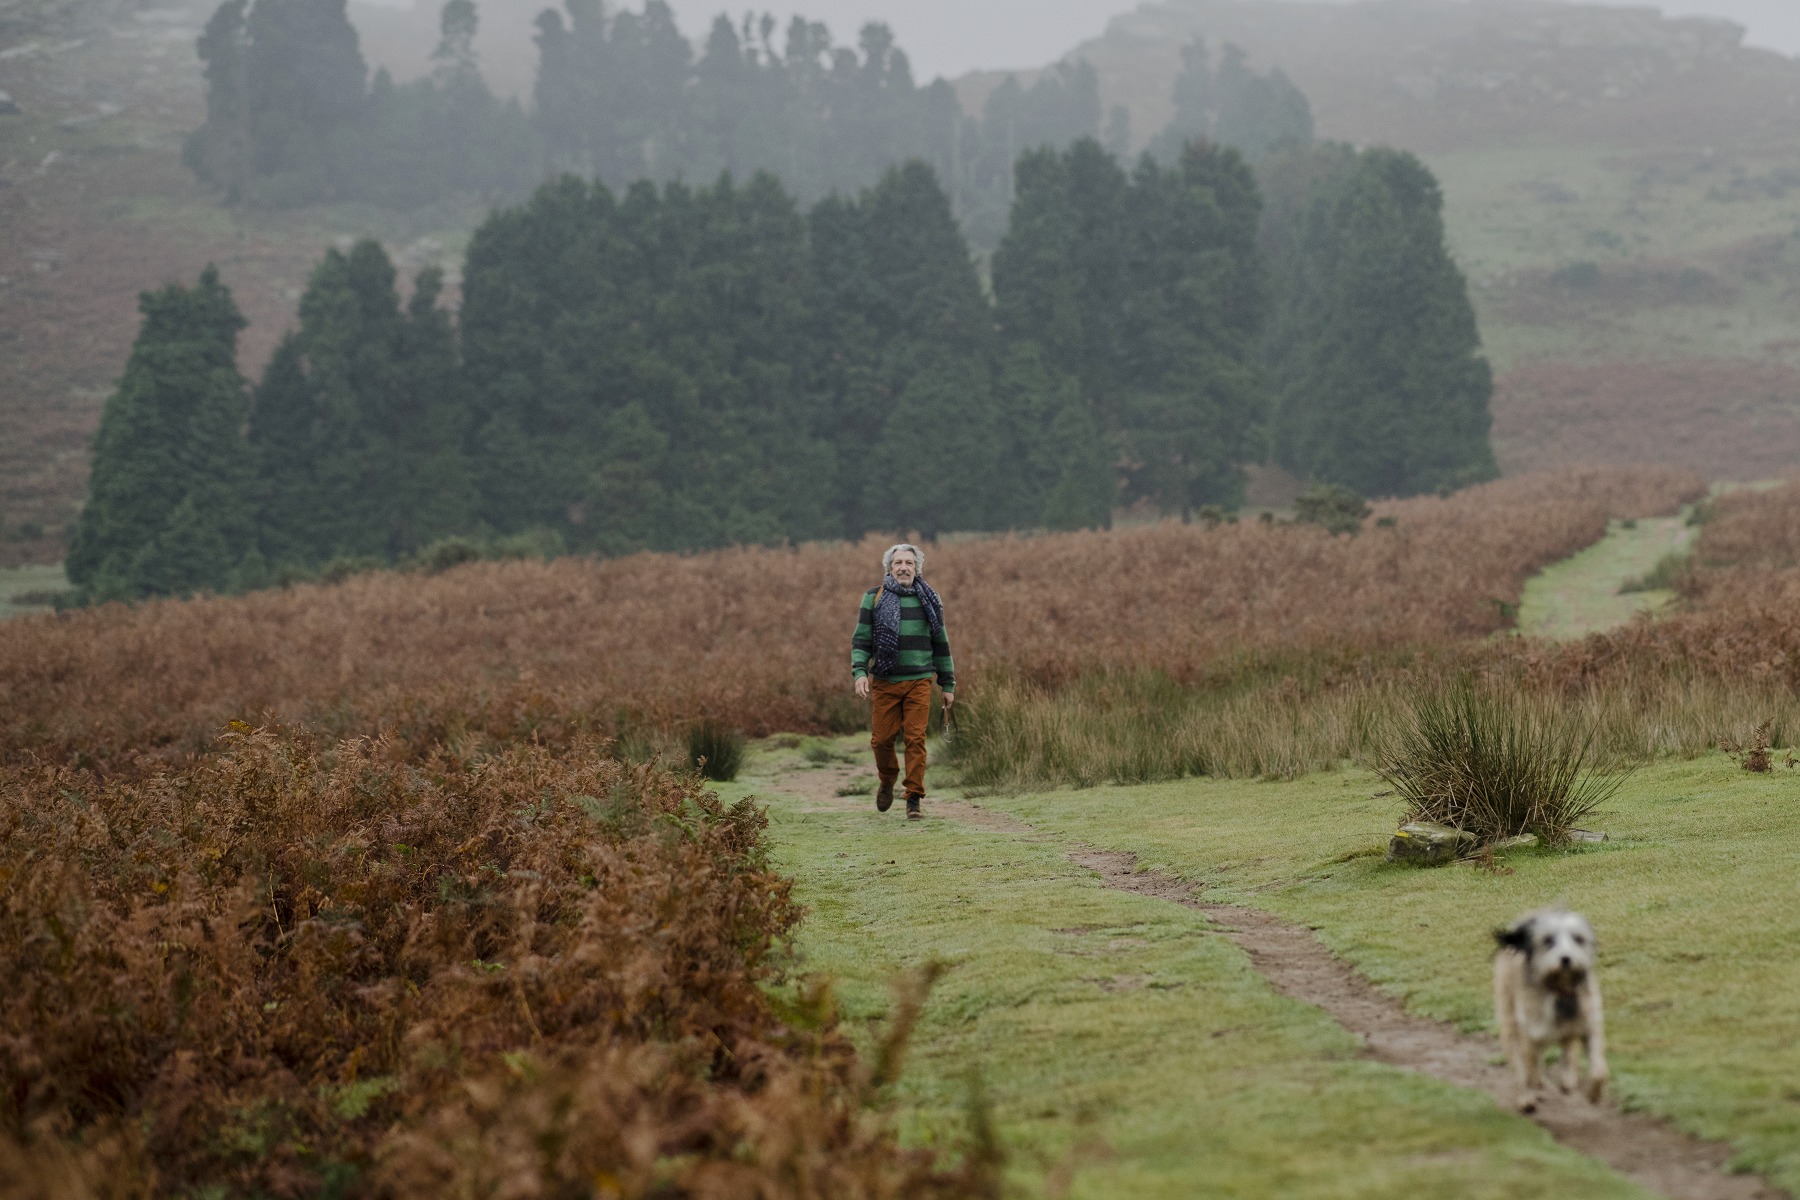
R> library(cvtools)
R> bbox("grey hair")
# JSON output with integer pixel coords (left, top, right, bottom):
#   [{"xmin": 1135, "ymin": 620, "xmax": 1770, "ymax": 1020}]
[{"xmin": 883, "ymin": 542, "xmax": 925, "ymax": 576}]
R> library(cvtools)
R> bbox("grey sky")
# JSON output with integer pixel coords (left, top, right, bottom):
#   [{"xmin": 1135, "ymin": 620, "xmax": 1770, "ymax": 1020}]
[{"xmin": 652, "ymin": 0, "xmax": 1800, "ymax": 80}]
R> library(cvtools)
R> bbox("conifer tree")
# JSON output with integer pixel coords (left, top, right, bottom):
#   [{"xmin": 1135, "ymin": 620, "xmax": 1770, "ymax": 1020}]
[
  {"xmin": 992, "ymin": 140, "xmax": 1130, "ymax": 410},
  {"xmin": 460, "ymin": 171, "xmax": 834, "ymax": 553},
  {"xmin": 185, "ymin": 0, "xmax": 251, "ymax": 197},
  {"xmin": 994, "ymin": 138, "xmax": 1268, "ymax": 515},
  {"xmin": 249, "ymin": 239, "xmax": 475, "ymax": 564},
  {"xmin": 1269, "ymin": 147, "xmax": 1497, "ymax": 496},
  {"xmin": 1212, "ymin": 45, "xmax": 1313, "ymax": 161},
  {"xmin": 994, "ymin": 342, "xmax": 1113, "ymax": 530},
  {"xmin": 1149, "ymin": 40, "xmax": 1313, "ymax": 166},
  {"xmin": 826, "ymin": 161, "xmax": 1002, "ymax": 537},
  {"xmin": 1119, "ymin": 142, "xmax": 1269, "ymax": 512},
  {"xmin": 68, "ymin": 266, "xmax": 255, "ymax": 600}
]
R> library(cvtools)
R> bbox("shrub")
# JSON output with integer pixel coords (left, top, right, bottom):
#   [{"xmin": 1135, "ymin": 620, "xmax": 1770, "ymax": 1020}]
[
  {"xmin": 1719, "ymin": 721, "xmax": 1774, "ymax": 772},
  {"xmin": 1376, "ymin": 683, "xmax": 1627, "ymax": 845},
  {"xmin": 688, "ymin": 719, "xmax": 746, "ymax": 781},
  {"xmin": 1293, "ymin": 484, "xmax": 1371, "ymax": 535},
  {"xmin": 1618, "ymin": 549, "xmax": 1692, "ymax": 593},
  {"xmin": 0, "ymin": 727, "xmax": 995, "ymax": 1196},
  {"xmin": 415, "ymin": 534, "xmax": 485, "ymax": 574}
]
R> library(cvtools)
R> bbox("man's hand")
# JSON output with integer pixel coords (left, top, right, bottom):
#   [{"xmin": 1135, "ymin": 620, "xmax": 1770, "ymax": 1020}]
[
  {"xmin": 942, "ymin": 691, "xmax": 954, "ymax": 709},
  {"xmin": 854, "ymin": 676, "xmax": 870, "ymax": 700}
]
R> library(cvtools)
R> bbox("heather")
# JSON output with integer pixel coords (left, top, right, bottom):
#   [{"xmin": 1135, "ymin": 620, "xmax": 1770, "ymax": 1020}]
[
  {"xmin": 3, "ymin": 466, "xmax": 1701, "ymax": 769},
  {"xmin": 0, "ymin": 727, "xmax": 994, "ymax": 1197}
]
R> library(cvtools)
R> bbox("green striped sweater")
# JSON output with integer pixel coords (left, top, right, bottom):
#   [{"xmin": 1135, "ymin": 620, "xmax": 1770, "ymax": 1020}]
[{"xmin": 850, "ymin": 588, "xmax": 955, "ymax": 688}]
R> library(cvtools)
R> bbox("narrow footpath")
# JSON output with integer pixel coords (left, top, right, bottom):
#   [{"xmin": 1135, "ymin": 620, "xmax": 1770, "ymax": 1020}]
[
  {"xmin": 729, "ymin": 743, "xmax": 1786, "ymax": 1200},
  {"xmin": 1516, "ymin": 515, "xmax": 1693, "ymax": 639}
]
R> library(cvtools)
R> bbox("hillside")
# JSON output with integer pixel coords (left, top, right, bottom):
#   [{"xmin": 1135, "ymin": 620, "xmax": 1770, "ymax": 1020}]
[
  {"xmin": 0, "ymin": 0, "xmax": 472, "ymax": 567},
  {"xmin": 2, "ymin": 0, "xmax": 1797, "ymax": 571},
  {"xmin": 981, "ymin": 0, "xmax": 1800, "ymax": 478}
]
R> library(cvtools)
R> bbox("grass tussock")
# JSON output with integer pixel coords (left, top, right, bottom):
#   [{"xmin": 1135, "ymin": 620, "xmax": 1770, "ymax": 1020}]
[
  {"xmin": 686, "ymin": 718, "xmax": 746, "ymax": 781},
  {"xmin": 0, "ymin": 466, "xmax": 1701, "ymax": 768},
  {"xmin": 0, "ymin": 727, "xmax": 997, "ymax": 1197},
  {"xmin": 1376, "ymin": 683, "xmax": 1627, "ymax": 843}
]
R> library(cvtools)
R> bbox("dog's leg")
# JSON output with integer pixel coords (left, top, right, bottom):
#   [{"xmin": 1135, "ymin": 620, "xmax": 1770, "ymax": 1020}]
[
  {"xmin": 1496, "ymin": 955, "xmax": 1538, "ymax": 1111},
  {"xmin": 1558, "ymin": 1036, "xmax": 1582, "ymax": 1093},
  {"xmin": 1519, "ymin": 1041, "xmax": 1547, "ymax": 1112},
  {"xmin": 1584, "ymin": 983, "xmax": 1608, "ymax": 1104}
]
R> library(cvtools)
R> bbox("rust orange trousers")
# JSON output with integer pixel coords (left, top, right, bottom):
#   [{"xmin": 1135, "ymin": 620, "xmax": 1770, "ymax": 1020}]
[{"xmin": 870, "ymin": 677, "xmax": 932, "ymax": 797}]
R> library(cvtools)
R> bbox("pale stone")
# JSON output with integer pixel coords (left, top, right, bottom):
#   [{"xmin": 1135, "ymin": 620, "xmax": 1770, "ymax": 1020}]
[{"xmin": 1387, "ymin": 822, "xmax": 1478, "ymax": 866}]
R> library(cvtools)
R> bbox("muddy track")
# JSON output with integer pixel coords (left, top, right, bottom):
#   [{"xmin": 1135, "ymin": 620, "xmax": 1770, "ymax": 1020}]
[{"xmin": 1069, "ymin": 846, "xmax": 1783, "ymax": 1200}]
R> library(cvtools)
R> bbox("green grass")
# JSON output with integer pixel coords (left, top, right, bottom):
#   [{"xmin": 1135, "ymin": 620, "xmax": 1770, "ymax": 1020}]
[
  {"xmin": 1428, "ymin": 143, "xmax": 1800, "ymax": 375},
  {"xmin": 724, "ymin": 739, "xmax": 1655, "ymax": 1197},
  {"xmin": 968, "ymin": 756, "xmax": 1800, "ymax": 1191},
  {"xmin": 0, "ymin": 562, "xmax": 68, "ymax": 619},
  {"xmin": 1516, "ymin": 516, "xmax": 1693, "ymax": 639}
]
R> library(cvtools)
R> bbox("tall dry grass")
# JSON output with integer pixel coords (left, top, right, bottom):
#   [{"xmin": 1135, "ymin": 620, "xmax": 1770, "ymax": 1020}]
[
  {"xmin": 0, "ymin": 727, "xmax": 995, "ymax": 1198},
  {"xmin": 948, "ymin": 666, "xmax": 1800, "ymax": 789},
  {"xmin": 1542, "ymin": 479, "xmax": 1800, "ymax": 693},
  {"xmin": 0, "ymin": 466, "xmax": 1703, "ymax": 770},
  {"xmin": 952, "ymin": 479, "xmax": 1800, "ymax": 791}
]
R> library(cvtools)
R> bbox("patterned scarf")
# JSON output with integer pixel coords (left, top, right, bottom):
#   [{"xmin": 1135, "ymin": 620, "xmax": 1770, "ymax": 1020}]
[{"xmin": 872, "ymin": 573, "xmax": 945, "ymax": 677}]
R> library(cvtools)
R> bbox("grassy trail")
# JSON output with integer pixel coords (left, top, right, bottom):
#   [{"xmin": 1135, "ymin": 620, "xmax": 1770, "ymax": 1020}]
[
  {"xmin": 958, "ymin": 759, "xmax": 1800, "ymax": 1196},
  {"xmin": 1517, "ymin": 516, "xmax": 1691, "ymax": 639},
  {"xmin": 724, "ymin": 741, "xmax": 1655, "ymax": 1198}
]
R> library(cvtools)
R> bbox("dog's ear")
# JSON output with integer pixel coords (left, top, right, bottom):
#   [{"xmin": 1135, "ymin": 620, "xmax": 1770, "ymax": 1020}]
[{"xmin": 1494, "ymin": 921, "xmax": 1532, "ymax": 952}]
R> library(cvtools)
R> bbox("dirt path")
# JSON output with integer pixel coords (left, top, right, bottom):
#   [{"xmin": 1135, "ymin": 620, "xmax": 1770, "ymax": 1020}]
[
  {"xmin": 1069, "ymin": 846, "xmax": 1782, "ymax": 1200},
  {"xmin": 767, "ymin": 756, "xmax": 1782, "ymax": 1199}
]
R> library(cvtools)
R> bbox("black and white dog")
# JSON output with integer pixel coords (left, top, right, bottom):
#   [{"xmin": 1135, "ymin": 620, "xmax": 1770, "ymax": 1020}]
[{"xmin": 1493, "ymin": 909, "xmax": 1608, "ymax": 1112}]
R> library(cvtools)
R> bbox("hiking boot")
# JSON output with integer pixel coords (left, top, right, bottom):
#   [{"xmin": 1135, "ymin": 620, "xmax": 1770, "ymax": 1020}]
[
  {"xmin": 905, "ymin": 793, "xmax": 923, "ymax": 820},
  {"xmin": 876, "ymin": 777, "xmax": 896, "ymax": 812}
]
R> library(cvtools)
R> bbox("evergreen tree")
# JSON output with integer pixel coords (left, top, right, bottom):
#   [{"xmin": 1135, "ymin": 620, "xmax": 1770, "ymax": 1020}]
[
  {"xmin": 189, "ymin": 0, "xmax": 541, "ymax": 206},
  {"xmin": 242, "ymin": 0, "xmax": 369, "ymax": 197},
  {"xmin": 994, "ymin": 138, "xmax": 1269, "ymax": 515},
  {"xmin": 1119, "ymin": 142, "xmax": 1269, "ymax": 512},
  {"xmin": 248, "ymin": 239, "xmax": 475, "ymax": 564},
  {"xmin": 460, "ymin": 171, "xmax": 835, "ymax": 553},
  {"xmin": 68, "ymin": 267, "xmax": 255, "ymax": 601},
  {"xmin": 184, "ymin": 0, "xmax": 251, "ymax": 197},
  {"xmin": 1212, "ymin": 45, "xmax": 1313, "ymax": 161},
  {"xmin": 1147, "ymin": 38, "xmax": 1213, "ymax": 165},
  {"xmin": 830, "ymin": 161, "xmax": 1002, "ymax": 537},
  {"xmin": 992, "ymin": 139, "xmax": 1130, "ymax": 411},
  {"xmin": 186, "ymin": 0, "xmax": 1104, "ymax": 245},
  {"xmin": 1269, "ymin": 147, "xmax": 1497, "ymax": 497},
  {"xmin": 1149, "ymin": 40, "xmax": 1313, "ymax": 166},
  {"xmin": 994, "ymin": 341, "xmax": 1113, "ymax": 530}
]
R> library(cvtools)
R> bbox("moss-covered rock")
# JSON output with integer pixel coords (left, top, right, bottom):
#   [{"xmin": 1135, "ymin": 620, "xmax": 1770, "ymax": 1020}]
[{"xmin": 1387, "ymin": 821, "xmax": 1477, "ymax": 866}]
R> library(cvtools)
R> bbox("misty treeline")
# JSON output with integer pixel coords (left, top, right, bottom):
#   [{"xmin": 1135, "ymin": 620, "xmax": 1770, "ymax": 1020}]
[
  {"xmin": 183, "ymin": 0, "xmax": 1309, "ymax": 243},
  {"xmin": 71, "ymin": 128, "xmax": 1493, "ymax": 603}
]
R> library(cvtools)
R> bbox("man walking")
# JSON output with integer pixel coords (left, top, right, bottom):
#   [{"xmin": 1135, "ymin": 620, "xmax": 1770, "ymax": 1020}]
[{"xmin": 851, "ymin": 543, "xmax": 954, "ymax": 820}]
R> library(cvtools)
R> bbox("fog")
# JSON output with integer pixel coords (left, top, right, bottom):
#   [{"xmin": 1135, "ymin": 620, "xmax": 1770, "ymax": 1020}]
[{"xmin": 646, "ymin": 0, "xmax": 1800, "ymax": 78}]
